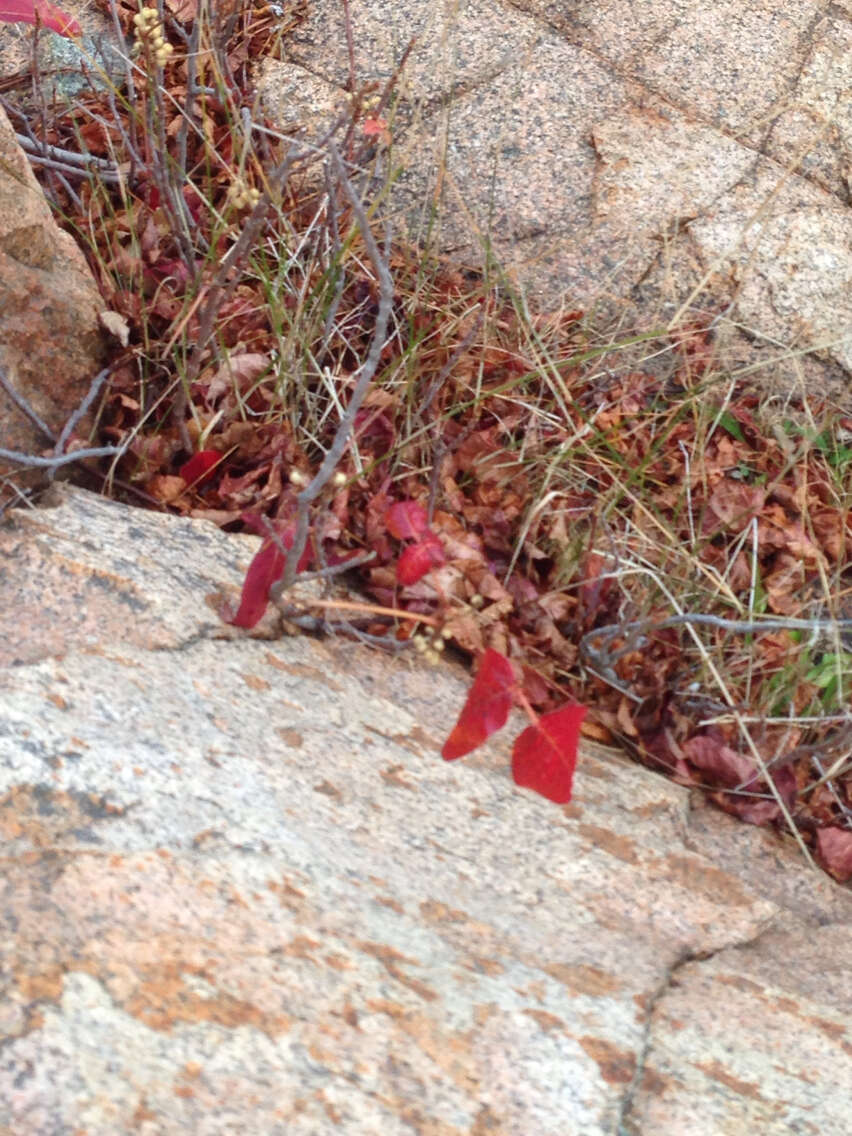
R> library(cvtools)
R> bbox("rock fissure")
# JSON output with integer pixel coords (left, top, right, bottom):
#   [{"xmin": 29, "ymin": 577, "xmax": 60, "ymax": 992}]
[
  {"xmin": 613, "ymin": 911, "xmax": 786, "ymax": 1136},
  {"xmin": 614, "ymin": 947, "xmax": 700, "ymax": 1136}
]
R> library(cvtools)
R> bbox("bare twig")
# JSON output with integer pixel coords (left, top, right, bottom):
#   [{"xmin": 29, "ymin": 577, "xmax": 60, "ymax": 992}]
[
  {"xmin": 285, "ymin": 551, "xmax": 376, "ymax": 583},
  {"xmin": 0, "ymin": 363, "xmax": 126, "ymax": 476},
  {"xmin": 341, "ymin": 0, "xmax": 357, "ymax": 93},
  {"xmin": 0, "ymin": 366, "xmax": 55, "ymax": 441},
  {"xmin": 580, "ymin": 611, "xmax": 852, "ymax": 691},
  {"xmin": 295, "ymin": 596, "xmax": 437, "ymax": 625},
  {"xmin": 57, "ymin": 366, "xmax": 114, "ymax": 453},
  {"xmin": 13, "ymin": 132, "xmax": 120, "ymax": 175},
  {"xmin": 0, "ymin": 446, "xmax": 125, "ymax": 468},
  {"xmin": 270, "ymin": 140, "xmax": 394, "ymax": 600}
]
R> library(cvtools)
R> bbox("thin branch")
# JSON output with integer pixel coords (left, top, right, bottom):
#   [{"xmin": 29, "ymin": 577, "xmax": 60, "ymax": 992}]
[
  {"xmin": 0, "ymin": 367, "xmax": 55, "ymax": 441},
  {"xmin": 56, "ymin": 366, "xmax": 115, "ymax": 454},
  {"xmin": 296, "ymin": 597, "xmax": 437, "ymax": 625},
  {"xmin": 581, "ymin": 611, "xmax": 852, "ymax": 689},
  {"xmin": 289, "ymin": 550, "xmax": 376, "ymax": 583},
  {"xmin": 341, "ymin": 0, "xmax": 357, "ymax": 92},
  {"xmin": 270, "ymin": 140, "xmax": 394, "ymax": 599},
  {"xmin": 0, "ymin": 446, "xmax": 125, "ymax": 468},
  {"xmin": 14, "ymin": 132, "xmax": 119, "ymax": 173}
]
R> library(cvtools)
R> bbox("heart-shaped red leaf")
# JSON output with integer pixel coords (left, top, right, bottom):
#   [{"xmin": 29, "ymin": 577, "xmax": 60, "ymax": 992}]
[
  {"xmin": 442, "ymin": 648, "xmax": 516, "ymax": 760},
  {"xmin": 512, "ymin": 703, "xmax": 587, "ymax": 804},
  {"xmin": 386, "ymin": 500, "xmax": 428, "ymax": 540},
  {"xmin": 397, "ymin": 531, "xmax": 446, "ymax": 585}
]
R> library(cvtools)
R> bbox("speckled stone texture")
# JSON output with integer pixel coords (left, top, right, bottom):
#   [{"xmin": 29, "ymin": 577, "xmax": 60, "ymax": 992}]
[
  {"xmin": 255, "ymin": 0, "xmax": 852, "ymax": 402},
  {"xmin": 1, "ymin": 484, "xmax": 851, "ymax": 1134},
  {"xmin": 0, "ymin": 106, "xmax": 106, "ymax": 497}
]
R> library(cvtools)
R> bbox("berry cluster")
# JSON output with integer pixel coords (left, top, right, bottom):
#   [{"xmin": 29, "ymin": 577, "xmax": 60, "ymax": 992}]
[{"xmin": 132, "ymin": 6, "xmax": 174, "ymax": 68}]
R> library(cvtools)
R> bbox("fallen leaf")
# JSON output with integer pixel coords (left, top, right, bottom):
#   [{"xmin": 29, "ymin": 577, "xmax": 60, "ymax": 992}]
[
  {"xmin": 164, "ymin": 0, "xmax": 197, "ymax": 20},
  {"xmin": 206, "ymin": 352, "xmax": 270, "ymax": 402},
  {"xmin": 146, "ymin": 474, "xmax": 187, "ymax": 504},
  {"xmin": 179, "ymin": 450, "xmax": 222, "ymax": 487},
  {"xmin": 99, "ymin": 309, "xmax": 130, "ymax": 346},
  {"xmin": 386, "ymin": 500, "xmax": 428, "ymax": 540},
  {"xmin": 704, "ymin": 479, "xmax": 765, "ymax": 531},
  {"xmin": 397, "ymin": 531, "xmax": 446, "ymax": 585},
  {"xmin": 816, "ymin": 827, "xmax": 852, "ymax": 883},
  {"xmin": 683, "ymin": 734, "xmax": 756, "ymax": 788}
]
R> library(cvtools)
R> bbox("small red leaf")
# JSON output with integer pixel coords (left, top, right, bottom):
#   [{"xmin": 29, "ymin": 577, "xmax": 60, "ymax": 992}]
[
  {"xmin": 179, "ymin": 450, "xmax": 222, "ymax": 487},
  {"xmin": 442, "ymin": 648, "xmax": 516, "ymax": 760},
  {"xmin": 397, "ymin": 531, "xmax": 446, "ymax": 585},
  {"xmin": 225, "ymin": 523, "xmax": 311, "ymax": 628},
  {"xmin": 0, "ymin": 0, "xmax": 82, "ymax": 36},
  {"xmin": 386, "ymin": 500, "xmax": 428, "ymax": 540},
  {"xmin": 512, "ymin": 703, "xmax": 587, "ymax": 804}
]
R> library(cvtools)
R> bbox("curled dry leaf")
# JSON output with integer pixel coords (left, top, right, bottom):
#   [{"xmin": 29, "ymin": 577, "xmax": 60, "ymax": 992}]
[
  {"xmin": 99, "ymin": 310, "xmax": 130, "ymax": 347},
  {"xmin": 205, "ymin": 353, "xmax": 271, "ymax": 403}
]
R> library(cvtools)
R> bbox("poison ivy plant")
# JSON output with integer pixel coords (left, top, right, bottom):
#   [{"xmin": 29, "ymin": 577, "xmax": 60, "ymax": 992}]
[{"xmin": 442, "ymin": 647, "xmax": 587, "ymax": 805}]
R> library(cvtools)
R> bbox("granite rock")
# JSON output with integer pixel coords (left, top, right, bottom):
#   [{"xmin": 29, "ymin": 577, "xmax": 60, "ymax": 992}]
[
  {"xmin": 1, "ymin": 484, "xmax": 850, "ymax": 1134},
  {"xmin": 0, "ymin": 106, "xmax": 105, "ymax": 500},
  {"xmin": 256, "ymin": 0, "xmax": 852, "ymax": 399}
]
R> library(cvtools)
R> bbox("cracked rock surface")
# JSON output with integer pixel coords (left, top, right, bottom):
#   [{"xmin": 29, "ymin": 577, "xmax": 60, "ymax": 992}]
[
  {"xmin": 257, "ymin": 0, "xmax": 852, "ymax": 401},
  {"xmin": 1, "ymin": 484, "xmax": 851, "ymax": 1134}
]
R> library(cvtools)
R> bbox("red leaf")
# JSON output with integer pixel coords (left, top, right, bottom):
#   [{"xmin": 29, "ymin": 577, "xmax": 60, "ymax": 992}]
[
  {"xmin": 397, "ymin": 531, "xmax": 446, "ymax": 585},
  {"xmin": 225, "ymin": 523, "xmax": 311, "ymax": 629},
  {"xmin": 816, "ymin": 827, "xmax": 852, "ymax": 883},
  {"xmin": 179, "ymin": 450, "xmax": 222, "ymax": 486},
  {"xmin": 442, "ymin": 648, "xmax": 516, "ymax": 760},
  {"xmin": 0, "ymin": 0, "xmax": 81, "ymax": 36},
  {"xmin": 385, "ymin": 500, "xmax": 428, "ymax": 540},
  {"xmin": 512, "ymin": 704, "xmax": 587, "ymax": 804}
]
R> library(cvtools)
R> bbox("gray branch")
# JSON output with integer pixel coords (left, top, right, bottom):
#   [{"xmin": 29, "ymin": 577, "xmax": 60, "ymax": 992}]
[{"xmin": 270, "ymin": 141, "xmax": 394, "ymax": 601}]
